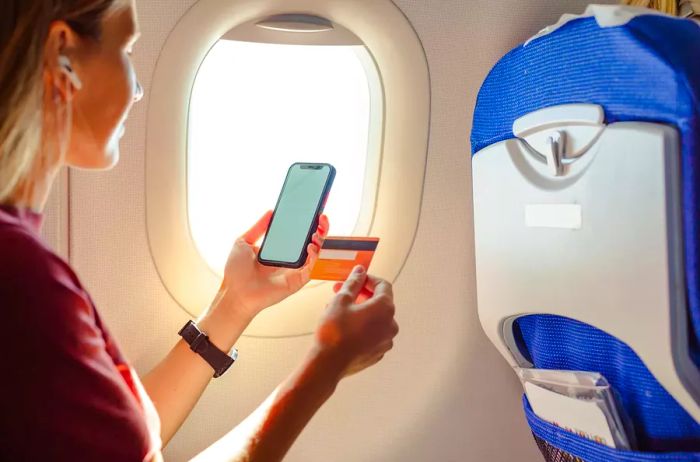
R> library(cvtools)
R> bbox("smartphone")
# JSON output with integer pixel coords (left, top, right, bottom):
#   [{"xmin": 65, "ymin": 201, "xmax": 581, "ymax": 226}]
[{"xmin": 258, "ymin": 163, "xmax": 336, "ymax": 268}]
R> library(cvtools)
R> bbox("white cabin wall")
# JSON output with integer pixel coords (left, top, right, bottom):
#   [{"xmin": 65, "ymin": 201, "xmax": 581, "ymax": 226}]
[{"xmin": 54, "ymin": 0, "xmax": 616, "ymax": 460}]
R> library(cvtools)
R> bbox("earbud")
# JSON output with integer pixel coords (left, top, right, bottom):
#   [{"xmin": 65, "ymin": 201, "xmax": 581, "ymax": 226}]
[{"xmin": 58, "ymin": 55, "xmax": 83, "ymax": 91}]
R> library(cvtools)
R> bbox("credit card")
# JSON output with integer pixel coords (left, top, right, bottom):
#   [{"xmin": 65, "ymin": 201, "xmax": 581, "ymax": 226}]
[{"xmin": 310, "ymin": 237, "xmax": 380, "ymax": 281}]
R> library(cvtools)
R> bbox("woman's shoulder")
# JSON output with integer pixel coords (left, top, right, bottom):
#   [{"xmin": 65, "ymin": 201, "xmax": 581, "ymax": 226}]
[
  {"xmin": 0, "ymin": 221, "xmax": 93, "ymax": 329},
  {"xmin": 0, "ymin": 219, "xmax": 84, "ymax": 292},
  {"xmin": 0, "ymin": 225, "xmax": 155, "ymax": 461}
]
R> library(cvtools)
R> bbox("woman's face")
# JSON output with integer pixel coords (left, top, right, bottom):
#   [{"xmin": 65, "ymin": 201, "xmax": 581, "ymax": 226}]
[{"xmin": 64, "ymin": 0, "xmax": 141, "ymax": 170}]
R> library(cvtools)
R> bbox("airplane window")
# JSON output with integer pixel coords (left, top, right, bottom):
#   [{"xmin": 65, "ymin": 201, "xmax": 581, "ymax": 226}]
[
  {"xmin": 187, "ymin": 40, "xmax": 378, "ymax": 275},
  {"xmin": 146, "ymin": 2, "xmax": 428, "ymax": 331}
]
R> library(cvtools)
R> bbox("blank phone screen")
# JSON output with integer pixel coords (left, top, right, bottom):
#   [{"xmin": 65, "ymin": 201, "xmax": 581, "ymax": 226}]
[{"xmin": 260, "ymin": 165, "xmax": 332, "ymax": 264}]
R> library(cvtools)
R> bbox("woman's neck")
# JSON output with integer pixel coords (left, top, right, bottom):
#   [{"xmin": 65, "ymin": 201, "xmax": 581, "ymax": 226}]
[{"xmin": 7, "ymin": 164, "xmax": 61, "ymax": 214}]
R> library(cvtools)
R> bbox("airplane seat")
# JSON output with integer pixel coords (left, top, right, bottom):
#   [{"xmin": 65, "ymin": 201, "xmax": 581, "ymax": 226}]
[{"xmin": 470, "ymin": 5, "xmax": 700, "ymax": 461}]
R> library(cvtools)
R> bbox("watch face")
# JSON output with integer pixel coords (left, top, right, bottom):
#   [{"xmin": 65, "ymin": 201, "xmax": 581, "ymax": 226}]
[{"xmin": 229, "ymin": 348, "xmax": 239, "ymax": 361}]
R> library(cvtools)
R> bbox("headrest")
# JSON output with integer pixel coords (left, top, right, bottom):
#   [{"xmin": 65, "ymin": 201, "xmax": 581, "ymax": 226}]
[{"xmin": 471, "ymin": 9, "xmax": 700, "ymax": 155}]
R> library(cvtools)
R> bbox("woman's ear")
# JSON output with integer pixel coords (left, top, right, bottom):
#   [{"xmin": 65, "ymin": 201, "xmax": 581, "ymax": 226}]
[{"xmin": 43, "ymin": 21, "xmax": 82, "ymax": 101}]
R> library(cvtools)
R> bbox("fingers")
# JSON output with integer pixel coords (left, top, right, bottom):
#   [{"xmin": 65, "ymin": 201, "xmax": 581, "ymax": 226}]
[
  {"xmin": 340, "ymin": 274, "xmax": 387, "ymax": 296},
  {"xmin": 378, "ymin": 339, "xmax": 394, "ymax": 354},
  {"xmin": 368, "ymin": 276, "xmax": 393, "ymax": 300},
  {"xmin": 388, "ymin": 319, "xmax": 399, "ymax": 339},
  {"xmin": 333, "ymin": 273, "xmax": 384, "ymax": 304},
  {"xmin": 308, "ymin": 241, "xmax": 320, "ymax": 258},
  {"xmin": 333, "ymin": 275, "xmax": 384, "ymax": 294},
  {"xmin": 361, "ymin": 277, "xmax": 379, "ymax": 295},
  {"xmin": 364, "ymin": 354, "xmax": 385, "ymax": 370},
  {"xmin": 299, "ymin": 236, "xmax": 321, "ymax": 272},
  {"xmin": 306, "ymin": 215, "xmax": 329, "ymax": 263},
  {"xmin": 305, "ymin": 215, "xmax": 329, "ymax": 260},
  {"xmin": 354, "ymin": 287, "xmax": 374, "ymax": 304},
  {"xmin": 285, "ymin": 233, "xmax": 325, "ymax": 290},
  {"xmin": 336, "ymin": 266, "xmax": 368, "ymax": 303},
  {"xmin": 318, "ymin": 214, "xmax": 329, "ymax": 237},
  {"xmin": 309, "ymin": 215, "xmax": 329, "ymax": 253},
  {"xmin": 305, "ymin": 241, "xmax": 321, "ymax": 270},
  {"xmin": 357, "ymin": 277, "xmax": 394, "ymax": 314},
  {"xmin": 333, "ymin": 274, "xmax": 395, "ymax": 312},
  {"xmin": 242, "ymin": 211, "xmax": 273, "ymax": 245},
  {"xmin": 311, "ymin": 231, "xmax": 322, "ymax": 249},
  {"xmin": 333, "ymin": 282, "xmax": 374, "ymax": 304}
]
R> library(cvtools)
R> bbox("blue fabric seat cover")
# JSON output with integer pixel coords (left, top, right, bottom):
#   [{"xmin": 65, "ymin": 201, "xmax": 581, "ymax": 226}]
[{"xmin": 471, "ymin": 14, "xmax": 700, "ymax": 450}]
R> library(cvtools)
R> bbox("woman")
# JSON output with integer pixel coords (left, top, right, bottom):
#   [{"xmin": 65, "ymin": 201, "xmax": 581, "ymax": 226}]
[{"xmin": 0, "ymin": 1, "xmax": 399, "ymax": 461}]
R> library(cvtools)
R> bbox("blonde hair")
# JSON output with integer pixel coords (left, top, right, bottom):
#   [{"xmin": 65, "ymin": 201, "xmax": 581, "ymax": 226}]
[
  {"xmin": 622, "ymin": 0, "xmax": 700, "ymax": 16},
  {"xmin": 0, "ymin": 1, "xmax": 116, "ymax": 203},
  {"xmin": 623, "ymin": 0, "xmax": 679, "ymax": 14}
]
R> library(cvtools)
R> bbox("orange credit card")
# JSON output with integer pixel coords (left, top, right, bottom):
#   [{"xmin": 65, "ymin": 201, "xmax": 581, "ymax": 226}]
[{"xmin": 310, "ymin": 237, "xmax": 380, "ymax": 281}]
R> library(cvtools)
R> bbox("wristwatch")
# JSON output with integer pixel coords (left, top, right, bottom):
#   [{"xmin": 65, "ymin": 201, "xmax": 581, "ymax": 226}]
[{"xmin": 178, "ymin": 321, "xmax": 238, "ymax": 378}]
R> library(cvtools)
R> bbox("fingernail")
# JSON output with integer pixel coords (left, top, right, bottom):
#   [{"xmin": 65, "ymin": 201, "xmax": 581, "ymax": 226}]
[{"xmin": 354, "ymin": 265, "xmax": 365, "ymax": 275}]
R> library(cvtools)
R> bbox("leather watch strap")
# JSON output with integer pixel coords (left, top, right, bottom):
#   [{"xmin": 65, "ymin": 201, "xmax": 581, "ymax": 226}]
[{"xmin": 178, "ymin": 321, "xmax": 237, "ymax": 378}]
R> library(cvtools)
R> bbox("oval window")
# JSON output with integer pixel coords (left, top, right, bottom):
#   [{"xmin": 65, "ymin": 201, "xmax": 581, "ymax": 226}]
[
  {"xmin": 145, "ymin": 1, "xmax": 429, "ymax": 336},
  {"xmin": 188, "ymin": 39, "xmax": 381, "ymax": 275}
]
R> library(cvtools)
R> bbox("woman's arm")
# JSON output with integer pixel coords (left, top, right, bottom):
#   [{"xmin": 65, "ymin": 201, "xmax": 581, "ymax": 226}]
[
  {"xmin": 193, "ymin": 269, "xmax": 399, "ymax": 462},
  {"xmin": 190, "ymin": 347, "xmax": 341, "ymax": 462},
  {"xmin": 142, "ymin": 212, "xmax": 329, "ymax": 445},
  {"xmin": 141, "ymin": 290, "xmax": 253, "ymax": 445}
]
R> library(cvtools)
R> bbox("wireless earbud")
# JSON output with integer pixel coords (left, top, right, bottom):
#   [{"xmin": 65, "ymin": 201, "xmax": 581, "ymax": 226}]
[{"xmin": 57, "ymin": 55, "xmax": 83, "ymax": 91}]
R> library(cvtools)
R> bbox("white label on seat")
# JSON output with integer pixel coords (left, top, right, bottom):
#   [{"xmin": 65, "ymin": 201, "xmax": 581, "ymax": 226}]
[{"xmin": 525, "ymin": 204, "xmax": 582, "ymax": 229}]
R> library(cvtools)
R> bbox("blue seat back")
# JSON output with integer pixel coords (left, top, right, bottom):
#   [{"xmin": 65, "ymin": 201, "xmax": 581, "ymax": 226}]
[{"xmin": 471, "ymin": 11, "xmax": 700, "ymax": 458}]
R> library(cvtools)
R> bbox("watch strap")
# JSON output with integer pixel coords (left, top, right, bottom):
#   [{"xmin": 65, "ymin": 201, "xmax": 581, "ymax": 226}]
[{"xmin": 178, "ymin": 321, "xmax": 237, "ymax": 378}]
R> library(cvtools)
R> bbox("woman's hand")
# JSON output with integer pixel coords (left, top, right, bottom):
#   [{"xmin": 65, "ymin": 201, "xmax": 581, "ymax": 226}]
[
  {"xmin": 313, "ymin": 266, "xmax": 399, "ymax": 379},
  {"xmin": 217, "ymin": 211, "xmax": 330, "ymax": 319},
  {"xmin": 191, "ymin": 266, "xmax": 398, "ymax": 462}
]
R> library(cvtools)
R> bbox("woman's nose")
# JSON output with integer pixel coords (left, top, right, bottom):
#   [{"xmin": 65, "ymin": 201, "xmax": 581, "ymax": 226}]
[{"xmin": 134, "ymin": 81, "xmax": 144, "ymax": 102}]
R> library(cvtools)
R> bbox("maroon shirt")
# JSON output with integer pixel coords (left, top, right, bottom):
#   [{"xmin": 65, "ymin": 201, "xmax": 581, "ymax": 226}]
[{"xmin": 0, "ymin": 205, "xmax": 161, "ymax": 461}]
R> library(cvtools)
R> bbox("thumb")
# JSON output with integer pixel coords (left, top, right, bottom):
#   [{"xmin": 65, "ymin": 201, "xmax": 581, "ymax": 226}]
[
  {"xmin": 336, "ymin": 265, "xmax": 367, "ymax": 304},
  {"xmin": 242, "ymin": 210, "xmax": 273, "ymax": 245},
  {"xmin": 334, "ymin": 281, "xmax": 374, "ymax": 304}
]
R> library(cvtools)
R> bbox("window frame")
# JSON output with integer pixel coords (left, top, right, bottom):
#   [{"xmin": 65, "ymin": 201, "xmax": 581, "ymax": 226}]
[{"xmin": 146, "ymin": 0, "xmax": 430, "ymax": 337}]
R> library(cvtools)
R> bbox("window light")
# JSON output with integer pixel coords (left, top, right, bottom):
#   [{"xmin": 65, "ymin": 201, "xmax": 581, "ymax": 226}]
[{"xmin": 187, "ymin": 40, "xmax": 374, "ymax": 275}]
